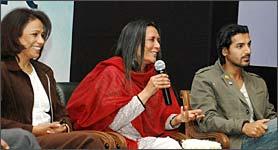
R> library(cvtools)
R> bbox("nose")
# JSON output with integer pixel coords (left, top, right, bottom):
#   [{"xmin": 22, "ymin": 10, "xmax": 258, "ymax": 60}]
[
  {"xmin": 245, "ymin": 45, "xmax": 251, "ymax": 54},
  {"xmin": 154, "ymin": 39, "xmax": 160, "ymax": 50},
  {"xmin": 37, "ymin": 34, "xmax": 45, "ymax": 44}
]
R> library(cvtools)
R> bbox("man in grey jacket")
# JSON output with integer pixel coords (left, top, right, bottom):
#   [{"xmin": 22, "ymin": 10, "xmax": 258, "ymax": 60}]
[{"xmin": 190, "ymin": 24, "xmax": 277, "ymax": 149}]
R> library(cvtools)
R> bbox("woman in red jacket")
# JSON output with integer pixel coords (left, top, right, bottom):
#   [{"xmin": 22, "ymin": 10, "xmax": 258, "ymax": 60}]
[{"xmin": 67, "ymin": 19, "xmax": 204, "ymax": 149}]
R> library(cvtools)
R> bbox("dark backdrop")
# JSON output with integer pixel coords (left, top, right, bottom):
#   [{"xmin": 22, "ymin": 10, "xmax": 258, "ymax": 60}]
[{"xmin": 70, "ymin": 1, "xmax": 276, "ymax": 109}]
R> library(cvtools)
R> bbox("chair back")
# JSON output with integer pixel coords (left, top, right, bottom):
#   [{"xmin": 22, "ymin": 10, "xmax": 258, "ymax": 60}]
[
  {"xmin": 180, "ymin": 90, "xmax": 191, "ymax": 109},
  {"xmin": 179, "ymin": 90, "xmax": 230, "ymax": 149},
  {"xmin": 56, "ymin": 82, "xmax": 79, "ymax": 105},
  {"xmin": 179, "ymin": 90, "xmax": 194, "ymax": 138}
]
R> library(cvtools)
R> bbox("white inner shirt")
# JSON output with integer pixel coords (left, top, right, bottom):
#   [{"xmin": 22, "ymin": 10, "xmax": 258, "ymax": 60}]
[
  {"xmin": 240, "ymin": 83, "xmax": 254, "ymax": 122},
  {"xmin": 28, "ymin": 65, "xmax": 51, "ymax": 126}
]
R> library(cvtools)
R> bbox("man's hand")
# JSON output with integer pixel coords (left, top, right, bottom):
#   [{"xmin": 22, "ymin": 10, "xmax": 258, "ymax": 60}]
[
  {"xmin": 1, "ymin": 139, "xmax": 9, "ymax": 149},
  {"xmin": 242, "ymin": 119, "xmax": 270, "ymax": 138}
]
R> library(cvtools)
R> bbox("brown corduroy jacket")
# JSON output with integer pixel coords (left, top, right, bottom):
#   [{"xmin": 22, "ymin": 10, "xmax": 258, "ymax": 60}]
[{"xmin": 1, "ymin": 58, "xmax": 72, "ymax": 132}]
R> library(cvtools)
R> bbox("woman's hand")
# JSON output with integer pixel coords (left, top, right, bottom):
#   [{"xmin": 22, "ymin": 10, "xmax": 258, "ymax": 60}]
[
  {"xmin": 138, "ymin": 73, "xmax": 170, "ymax": 104},
  {"xmin": 171, "ymin": 106, "xmax": 205, "ymax": 126},
  {"xmin": 52, "ymin": 124, "xmax": 68, "ymax": 133},
  {"xmin": 32, "ymin": 122, "xmax": 66, "ymax": 136}
]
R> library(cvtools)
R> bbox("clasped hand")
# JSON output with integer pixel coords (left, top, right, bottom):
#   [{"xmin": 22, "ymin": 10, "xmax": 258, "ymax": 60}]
[
  {"xmin": 242, "ymin": 119, "xmax": 269, "ymax": 138},
  {"xmin": 32, "ymin": 122, "xmax": 67, "ymax": 136}
]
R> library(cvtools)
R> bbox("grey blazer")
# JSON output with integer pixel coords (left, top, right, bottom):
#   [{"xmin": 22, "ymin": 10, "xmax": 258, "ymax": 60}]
[{"xmin": 190, "ymin": 60, "xmax": 276, "ymax": 149}]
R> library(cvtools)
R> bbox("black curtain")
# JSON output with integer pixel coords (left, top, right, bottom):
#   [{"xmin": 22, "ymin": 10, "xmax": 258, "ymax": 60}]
[
  {"xmin": 70, "ymin": 1, "xmax": 276, "ymax": 109},
  {"xmin": 71, "ymin": 1, "xmax": 238, "ymax": 89}
]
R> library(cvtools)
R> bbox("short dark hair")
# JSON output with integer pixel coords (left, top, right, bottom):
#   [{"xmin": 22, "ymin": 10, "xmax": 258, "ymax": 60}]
[
  {"xmin": 216, "ymin": 24, "xmax": 249, "ymax": 64},
  {"xmin": 115, "ymin": 19, "xmax": 162, "ymax": 79},
  {"xmin": 1, "ymin": 8, "xmax": 52, "ymax": 60}
]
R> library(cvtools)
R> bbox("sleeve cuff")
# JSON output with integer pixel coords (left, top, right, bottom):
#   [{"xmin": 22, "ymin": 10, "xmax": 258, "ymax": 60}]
[
  {"xmin": 136, "ymin": 95, "xmax": 145, "ymax": 108},
  {"xmin": 165, "ymin": 114, "xmax": 180, "ymax": 130}
]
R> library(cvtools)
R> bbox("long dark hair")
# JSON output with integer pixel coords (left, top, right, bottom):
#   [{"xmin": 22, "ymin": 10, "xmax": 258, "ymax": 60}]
[
  {"xmin": 1, "ymin": 8, "xmax": 52, "ymax": 60},
  {"xmin": 216, "ymin": 24, "xmax": 249, "ymax": 64},
  {"xmin": 115, "ymin": 19, "xmax": 162, "ymax": 79}
]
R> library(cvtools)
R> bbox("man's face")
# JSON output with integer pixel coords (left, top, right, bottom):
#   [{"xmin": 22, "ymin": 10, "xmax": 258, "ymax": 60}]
[{"xmin": 223, "ymin": 33, "xmax": 251, "ymax": 67}]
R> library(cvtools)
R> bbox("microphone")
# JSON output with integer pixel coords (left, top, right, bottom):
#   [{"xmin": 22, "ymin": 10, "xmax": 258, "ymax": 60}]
[{"xmin": 154, "ymin": 60, "xmax": 172, "ymax": 105}]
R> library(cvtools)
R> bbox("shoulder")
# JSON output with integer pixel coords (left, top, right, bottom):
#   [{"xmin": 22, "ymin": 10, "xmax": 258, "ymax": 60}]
[
  {"xmin": 101, "ymin": 65, "xmax": 123, "ymax": 77},
  {"xmin": 96, "ymin": 57, "xmax": 125, "ymax": 76},
  {"xmin": 246, "ymin": 72, "xmax": 262, "ymax": 78},
  {"xmin": 195, "ymin": 65, "xmax": 214, "ymax": 75},
  {"xmin": 194, "ymin": 64, "xmax": 220, "ymax": 78},
  {"xmin": 245, "ymin": 71, "xmax": 266, "ymax": 85},
  {"xmin": 86, "ymin": 62, "xmax": 124, "ymax": 81},
  {"xmin": 192, "ymin": 64, "xmax": 222, "ymax": 84},
  {"xmin": 1, "ymin": 61, "xmax": 7, "ymax": 69},
  {"xmin": 0, "ymin": 61, "xmax": 8, "ymax": 74}
]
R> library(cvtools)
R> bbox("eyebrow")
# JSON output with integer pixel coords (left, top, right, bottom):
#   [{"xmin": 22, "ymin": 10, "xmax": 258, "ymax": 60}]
[
  {"xmin": 146, "ymin": 35, "xmax": 160, "ymax": 39},
  {"xmin": 235, "ymin": 40, "xmax": 251, "ymax": 45}
]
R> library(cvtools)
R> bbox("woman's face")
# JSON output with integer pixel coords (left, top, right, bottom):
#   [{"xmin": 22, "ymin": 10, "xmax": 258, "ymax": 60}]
[
  {"xmin": 18, "ymin": 19, "xmax": 46, "ymax": 60},
  {"xmin": 141, "ymin": 26, "xmax": 161, "ymax": 66}
]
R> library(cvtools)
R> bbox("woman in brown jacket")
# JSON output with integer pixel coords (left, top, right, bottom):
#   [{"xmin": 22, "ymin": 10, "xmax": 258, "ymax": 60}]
[{"xmin": 1, "ymin": 8, "xmax": 103, "ymax": 149}]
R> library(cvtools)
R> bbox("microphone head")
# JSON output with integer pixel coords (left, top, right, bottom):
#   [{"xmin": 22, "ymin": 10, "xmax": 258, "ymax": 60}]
[{"xmin": 154, "ymin": 60, "xmax": 166, "ymax": 71}]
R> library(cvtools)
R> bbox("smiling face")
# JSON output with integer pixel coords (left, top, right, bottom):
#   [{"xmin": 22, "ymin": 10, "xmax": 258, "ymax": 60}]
[
  {"xmin": 223, "ymin": 33, "xmax": 251, "ymax": 68},
  {"xmin": 18, "ymin": 19, "xmax": 46, "ymax": 60},
  {"xmin": 140, "ymin": 26, "xmax": 161, "ymax": 68}
]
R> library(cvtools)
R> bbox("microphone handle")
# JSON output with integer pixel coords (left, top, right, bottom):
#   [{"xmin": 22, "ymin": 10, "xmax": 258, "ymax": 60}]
[{"xmin": 162, "ymin": 88, "xmax": 172, "ymax": 105}]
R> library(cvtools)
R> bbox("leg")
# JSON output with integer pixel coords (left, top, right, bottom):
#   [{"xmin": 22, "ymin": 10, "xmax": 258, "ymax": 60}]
[
  {"xmin": 1, "ymin": 128, "xmax": 41, "ymax": 149},
  {"xmin": 241, "ymin": 118, "xmax": 277, "ymax": 149},
  {"xmin": 36, "ymin": 131, "xmax": 105, "ymax": 149}
]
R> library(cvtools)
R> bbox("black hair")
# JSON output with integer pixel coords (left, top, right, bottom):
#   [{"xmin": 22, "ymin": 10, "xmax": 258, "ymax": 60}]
[
  {"xmin": 216, "ymin": 24, "xmax": 249, "ymax": 64},
  {"xmin": 1, "ymin": 8, "xmax": 52, "ymax": 60},
  {"xmin": 114, "ymin": 19, "xmax": 162, "ymax": 79}
]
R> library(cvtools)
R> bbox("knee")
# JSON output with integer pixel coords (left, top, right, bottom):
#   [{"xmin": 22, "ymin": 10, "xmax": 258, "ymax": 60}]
[
  {"xmin": 11, "ymin": 128, "xmax": 34, "ymax": 138},
  {"xmin": 67, "ymin": 131, "xmax": 104, "ymax": 149},
  {"xmin": 2, "ymin": 128, "xmax": 40, "ymax": 149},
  {"xmin": 10, "ymin": 129, "xmax": 37, "ymax": 143}
]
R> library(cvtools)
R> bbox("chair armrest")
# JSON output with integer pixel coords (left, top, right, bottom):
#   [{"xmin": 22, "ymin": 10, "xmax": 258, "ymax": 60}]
[
  {"xmin": 106, "ymin": 131, "xmax": 127, "ymax": 149},
  {"xmin": 180, "ymin": 90, "xmax": 230, "ymax": 149},
  {"xmin": 185, "ymin": 122, "xmax": 230, "ymax": 149},
  {"xmin": 87, "ymin": 130, "xmax": 117, "ymax": 149},
  {"xmin": 169, "ymin": 131, "xmax": 187, "ymax": 143}
]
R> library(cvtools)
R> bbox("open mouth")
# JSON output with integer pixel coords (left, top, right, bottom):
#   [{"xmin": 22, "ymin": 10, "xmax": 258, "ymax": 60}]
[
  {"xmin": 152, "ymin": 52, "xmax": 157, "ymax": 58},
  {"xmin": 32, "ymin": 47, "xmax": 42, "ymax": 51},
  {"xmin": 241, "ymin": 56, "xmax": 250, "ymax": 62}
]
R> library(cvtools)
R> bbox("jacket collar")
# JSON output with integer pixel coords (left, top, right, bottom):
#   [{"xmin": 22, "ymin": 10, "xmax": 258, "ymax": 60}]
[
  {"xmin": 5, "ymin": 57, "xmax": 50, "ymax": 73},
  {"xmin": 214, "ymin": 59, "xmax": 252, "ymax": 106},
  {"xmin": 4, "ymin": 58, "xmax": 21, "ymax": 71}
]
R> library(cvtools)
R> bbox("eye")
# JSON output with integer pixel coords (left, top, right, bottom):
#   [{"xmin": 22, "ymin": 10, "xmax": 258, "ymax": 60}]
[
  {"xmin": 157, "ymin": 38, "xmax": 161, "ymax": 44},
  {"xmin": 31, "ymin": 33, "xmax": 38, "ymax": 37},
  {"xmin": 41, "ymin": 32, "xmax": 46, "ymax": 39},
  {"xmin": 146, "ymin": 38, "xmax": 155, "ymax": 42},
  {"xmin": 248, "ymin": 42, "xmax": 251, "ymax": 48},
  {"xmin": 236, "ymin": 44, "xmax": 243, "ymax": 49}
]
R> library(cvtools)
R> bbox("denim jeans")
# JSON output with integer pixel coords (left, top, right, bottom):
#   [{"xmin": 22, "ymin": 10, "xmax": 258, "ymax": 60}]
[
  {"xmin": 241, "ymin": 118, "xmax": 277, "ymax": 150},
  {"xmin": 1, "ymin": 128, "xmax": 41, "ymax": 149}
]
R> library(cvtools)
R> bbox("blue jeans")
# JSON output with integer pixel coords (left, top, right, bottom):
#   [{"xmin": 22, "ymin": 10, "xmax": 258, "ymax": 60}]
[
  {"xmin": 241, "ymin": 118, "xmax": 277, "ymax": 150},
  {"xmin": 1, "ymin": 128, "xmax": 41, "ymax": 149}
]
